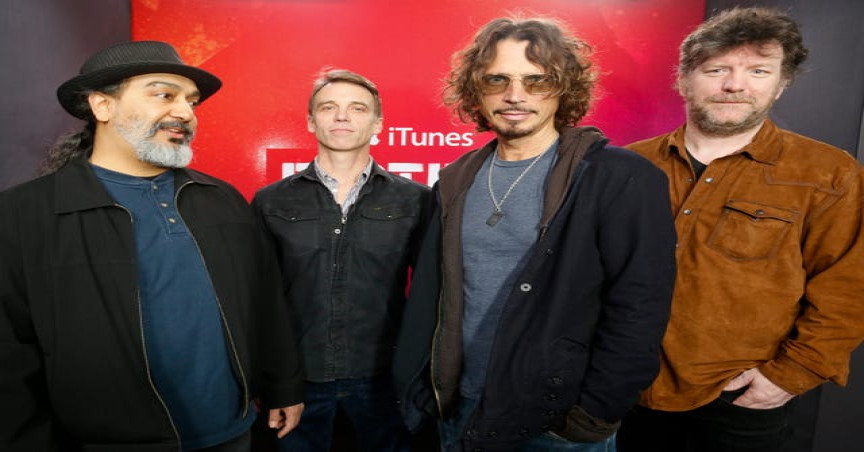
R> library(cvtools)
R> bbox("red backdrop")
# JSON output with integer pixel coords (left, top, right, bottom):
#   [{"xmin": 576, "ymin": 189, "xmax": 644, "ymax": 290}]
[{"xmin": 132, "ymin": 0, "xmax": 704, "ymax": 198}]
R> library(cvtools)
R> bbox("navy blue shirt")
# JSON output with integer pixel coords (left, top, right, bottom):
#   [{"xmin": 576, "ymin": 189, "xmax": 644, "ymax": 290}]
[{"xmin": 93, "ymin": 165, "xmax": 254, "ymax": 449}]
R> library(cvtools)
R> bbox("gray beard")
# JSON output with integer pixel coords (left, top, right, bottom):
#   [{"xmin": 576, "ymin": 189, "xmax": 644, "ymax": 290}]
[
  {"xmin": 134, "ymin": 139, "xmax": 193, "ymax": 168},
  {"xmin": 115, "ymin": 120, "xmax": 194, "ymax": 168}
]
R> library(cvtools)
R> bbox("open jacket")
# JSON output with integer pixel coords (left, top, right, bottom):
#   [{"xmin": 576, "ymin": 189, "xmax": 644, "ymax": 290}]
[
  {"xmin": 252, "ymin": 162, "xmax": 430, "ymax": 382},
  {"xmin": 0, "ymin": 157, "xmax": 303, "ymax": 451},
  {"xmin": 394, "ymin": 127, "xmax": 678, "ymax": 450}
]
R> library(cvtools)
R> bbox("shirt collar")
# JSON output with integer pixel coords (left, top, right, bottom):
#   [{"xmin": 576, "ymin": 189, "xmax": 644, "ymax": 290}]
[{"xmin": 662, "ymin": 119, "xmax": 783, "ymax": 165}]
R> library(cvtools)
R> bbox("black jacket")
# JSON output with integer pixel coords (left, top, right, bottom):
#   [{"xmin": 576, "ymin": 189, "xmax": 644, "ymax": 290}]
[
  {"xmin": 394, "ymin": 127, "xmax": 677, "ymax": 450},
  {"xmin": 0, "ymin": 157, "xmax": 303, "ymax": 451},
  {"xmin": 252, "ymin": 162, "xmax": 430, "ymax": 381}
]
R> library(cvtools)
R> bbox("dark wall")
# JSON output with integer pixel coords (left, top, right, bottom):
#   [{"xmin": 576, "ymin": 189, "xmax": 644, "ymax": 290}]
[
  {"xmin": 0, "ymin": 0, "xmax": 130, "ymax": 191},
  {"xmin": 704, "ymin": 2, "xmax": 864, "ymax": 452}
]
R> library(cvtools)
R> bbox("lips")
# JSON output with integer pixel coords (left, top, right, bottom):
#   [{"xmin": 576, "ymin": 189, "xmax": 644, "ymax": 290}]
[{"xmin": 495, "ymin": 109, "xmax": 534, "ymax": 121}]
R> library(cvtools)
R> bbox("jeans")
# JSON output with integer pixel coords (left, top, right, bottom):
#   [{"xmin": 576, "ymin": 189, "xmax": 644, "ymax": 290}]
[
  {"xmin": 193, "ymin": 430, "xmax": 251, "ymax": 452},
  {"xmin": 275, "ymin": 377, "xmax": 408, "ymax": 452},
  {"xmin": 617, "ymin": 390, "xmax": 793, "ymax": 452},
  {"xmin": 440, "ymin": 398, "xmax": 617, "ymax": 451}
]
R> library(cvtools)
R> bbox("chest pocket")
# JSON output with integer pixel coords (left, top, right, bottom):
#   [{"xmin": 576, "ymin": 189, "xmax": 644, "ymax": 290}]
[
  {"xmin": 707, "ymin": 200, "xmax": 798, "ymax": 261},
  {"xmin": 265, "ymin": 208, "xmax": 322, "ymax": 257},
  {"xmin": 355, "ymin": 204, "xmax": 418, "ymax": 254}
]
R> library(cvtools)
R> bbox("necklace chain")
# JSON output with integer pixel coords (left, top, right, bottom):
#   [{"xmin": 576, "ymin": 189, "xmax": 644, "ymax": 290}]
[{"xmin": 485, "ymin": 147, "xmax": 549, "ymax": 226}]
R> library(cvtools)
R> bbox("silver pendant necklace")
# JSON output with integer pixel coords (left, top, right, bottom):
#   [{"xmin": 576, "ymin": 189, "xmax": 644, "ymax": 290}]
[{"xmin": 486, "ymin": 147, "xmax": 549, "ymax": 227}]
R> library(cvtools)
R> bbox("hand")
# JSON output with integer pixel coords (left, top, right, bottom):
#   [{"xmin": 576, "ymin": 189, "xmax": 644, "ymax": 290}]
[
  {"xmin": 268, "ymin": 403, "xmax": 304, "ymax": 438},
  {"xmin": 723, "ymin": 368, "xmax": 794, "ymax": 409}
]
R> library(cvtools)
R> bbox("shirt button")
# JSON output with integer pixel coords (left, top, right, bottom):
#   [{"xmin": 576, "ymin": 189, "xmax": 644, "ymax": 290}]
[
  {"xmin": 334, "ymin": 228, "xmax": 341, "ymax": 234},
  {"xmin": 520, "ymin": 283, "xmax": 532, "ymax": 292},
  {"xmin": 168, "ymin": 218, "xmax": 176, "ymax": 224},
  {"xmin": 705, "ymin": 177, "xmax": 714, "ymax": 183},
  {"xmin": 160, "ymin": 202, "xmax": 168, "ymax": 208},
  {"xmin": 683, "ymin": 209, "xmax": 692, "ymax": 215},
  {"xmin": 152, "ymin": 185, "xmax": 158, "ymax": 190}
]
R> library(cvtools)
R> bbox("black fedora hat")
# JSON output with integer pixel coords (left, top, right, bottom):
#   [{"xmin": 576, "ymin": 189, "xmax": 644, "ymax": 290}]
[{"xmin": 57, "ymin": 41, "xmax": 222, "ymax": 119}]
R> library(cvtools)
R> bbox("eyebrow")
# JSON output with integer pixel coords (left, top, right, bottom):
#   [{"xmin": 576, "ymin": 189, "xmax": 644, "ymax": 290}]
[
  {"xmin": 145, "ymin": 80, "xmax": 201, "ymax": 98},
  {"xmin": 316, "ymin": 100, "xmax": 370, "ymax": 108}
]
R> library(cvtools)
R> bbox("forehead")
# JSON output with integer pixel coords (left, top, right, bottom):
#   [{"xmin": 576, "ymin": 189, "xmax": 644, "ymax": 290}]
[
  {"xmin": 123, "ymin": 73, "xmax": 200, "ymax": 93},
  {"xmin": 312, "ymin": 81, "xmax": 374, "ymax": 105},
  {"xmin": 702, "ymin": 42, "xmax": 784, "ymax": 66},
  {"xmin": 485, "ymin": 39, "xmax": 545, "ymax": 74}
]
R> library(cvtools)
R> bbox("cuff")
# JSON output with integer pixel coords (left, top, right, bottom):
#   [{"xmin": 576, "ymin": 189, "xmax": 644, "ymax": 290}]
[
  {"xmin": 759, "ymin": 354, "xmax": 826, "ymax": 396},
  {"xmin": 554, "ymin": 404, "xmax": 620, "ymax": 443}
]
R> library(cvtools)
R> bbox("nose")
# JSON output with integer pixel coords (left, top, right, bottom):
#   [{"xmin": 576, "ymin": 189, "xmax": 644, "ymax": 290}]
[
  {"xmin": 334, "ymin": 107, "xmax": 349, "ymax": 121},
  {"xmin": 502, "ymin": 79, "xmax": 528, "ymax": 103},
  {"xmin": 169, "ymin": 98, "xmax": 196, "ymax": 122},
  {"xmin": 721, "ymin": 70, "xmax": 746, "ymax": 92}
]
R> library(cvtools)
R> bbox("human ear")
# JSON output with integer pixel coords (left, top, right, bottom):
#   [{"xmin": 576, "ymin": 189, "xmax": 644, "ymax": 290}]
[{"xmin": 88, "ymin": 92, "xmax": 115, "ymax": 122}]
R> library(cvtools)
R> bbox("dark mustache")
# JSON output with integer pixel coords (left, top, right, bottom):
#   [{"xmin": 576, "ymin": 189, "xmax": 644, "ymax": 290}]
[{"xmin": 494, "ymin": 107, "xmax": 536, "ymax": 114}]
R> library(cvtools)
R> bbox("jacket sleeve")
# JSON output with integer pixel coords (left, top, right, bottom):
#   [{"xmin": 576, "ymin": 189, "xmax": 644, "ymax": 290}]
[
  {"xmin": 392, "ymin": 186, "xmax": 441, "ymax": 431},
  {"xmin": 250, "ymin": 194, "xmax": 305, "ymax": 408},
  {"xmin": 0, "ymin": 194, "xmax": 59, "ymax": 451},
  {"xmin": 760, "ymin": 166, "xmax": 864, "ymax": 394},
  {"xmin": 577, "ymin": 159, "xmax": 677, "ymax": 423}
]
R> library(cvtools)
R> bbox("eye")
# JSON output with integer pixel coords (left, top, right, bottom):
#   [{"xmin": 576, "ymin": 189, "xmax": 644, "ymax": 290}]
[
  {"xmin": 482, "ymin": 74, "xmax": 509, "ymax": 86},
  {"xmin": 318, "ymin": 104, "xmax": 336, "ymax": 112},
  {"xmin": 155, "ymin": 92, "xmax": 174, "ymax": 101},
  {"xmin": 523, "ymin": 74, "xmax": 555, "ymax": 92},
  {"xmin": 351, "ymin": 105, "xmax": 368, "ymax": 113}
]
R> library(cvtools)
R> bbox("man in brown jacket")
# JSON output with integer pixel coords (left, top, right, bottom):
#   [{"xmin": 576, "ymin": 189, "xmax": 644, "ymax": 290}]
[{"xmin": 618, "ymin": 7, "xmax": 864, "ymax": 452}]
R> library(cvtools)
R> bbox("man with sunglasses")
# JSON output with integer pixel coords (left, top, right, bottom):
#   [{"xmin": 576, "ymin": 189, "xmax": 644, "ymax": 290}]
[{"xmin": 394, "ymin": 16, "xmax": 677, "ymax": 451}]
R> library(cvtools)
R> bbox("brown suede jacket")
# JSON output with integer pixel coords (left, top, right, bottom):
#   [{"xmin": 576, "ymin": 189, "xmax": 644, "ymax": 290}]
[{"xmin": 628, "ymin": 119, "xmax": 864, "ymax": 411}]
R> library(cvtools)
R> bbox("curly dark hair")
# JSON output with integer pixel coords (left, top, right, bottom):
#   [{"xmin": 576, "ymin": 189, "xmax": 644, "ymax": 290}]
[
  {"xmin": 679, "ymin": 7, "xmax": 808, "ymax": 82},
  {"xmin": 443, "ymin": 16, "xmax": 596, "ymax": 133},
  {"xmin": 39, "ymin": 81, "xmax": 126, "ymax": 175}
]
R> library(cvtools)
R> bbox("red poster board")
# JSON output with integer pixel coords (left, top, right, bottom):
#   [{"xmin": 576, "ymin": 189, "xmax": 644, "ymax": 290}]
[{"xmin": 132, "ymin": 0, "xmax": 704, "ymax": 198}]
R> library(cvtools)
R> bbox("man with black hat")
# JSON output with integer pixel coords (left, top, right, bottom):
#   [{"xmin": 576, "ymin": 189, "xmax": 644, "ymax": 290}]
[{"xmin": 0, "ymin": 41, "xmax": 304, "ymax": 451}]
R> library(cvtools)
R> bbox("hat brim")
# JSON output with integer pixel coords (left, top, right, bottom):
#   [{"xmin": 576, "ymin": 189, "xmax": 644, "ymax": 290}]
[{"xmin": 57, "ymin": 62, "xmax": 222, "ymax": 119}]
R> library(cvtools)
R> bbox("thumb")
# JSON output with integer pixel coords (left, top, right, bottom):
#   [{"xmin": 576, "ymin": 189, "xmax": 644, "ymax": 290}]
[
  {"xmin": 268, "ymin": 409, "xmax": 283, "ymax": 428},
  {"xmin": 723, "ymin": 369, "xmax": 754, "ymax": 391}
]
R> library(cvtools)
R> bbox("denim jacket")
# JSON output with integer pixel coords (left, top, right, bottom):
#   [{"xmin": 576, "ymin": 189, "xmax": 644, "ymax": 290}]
[{"xmin": 253, "ymin": 162, "xmax": 430, "ymax": 381}]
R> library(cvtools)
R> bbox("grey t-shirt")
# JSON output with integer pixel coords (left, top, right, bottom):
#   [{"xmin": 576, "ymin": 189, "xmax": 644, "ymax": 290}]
[{"xmin": 459, "ymin": 142, "xmax": 557, "ymax": 399}]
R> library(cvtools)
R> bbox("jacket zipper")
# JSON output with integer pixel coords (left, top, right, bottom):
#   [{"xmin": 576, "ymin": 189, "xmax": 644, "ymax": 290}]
[
  {"xmin": 174, "ymin": 181, "xmax": 251, "ymax": 417},
  {"xmin": 116, "ymin": 203, "xmax": 182, "ymax": 449}
]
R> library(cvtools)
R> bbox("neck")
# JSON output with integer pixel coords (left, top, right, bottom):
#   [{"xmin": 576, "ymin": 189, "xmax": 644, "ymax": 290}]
[
  {"xmin": 316, "ymin": 148, "xmax": 370, "ymax": 183},
  {"xmin": 496, "ymin": 127, "xmax": 560, "ymax": 161},
  {"xmin": 684, "ymin": 120, "xmax": 764, "ymax": 165},
  {"xmin": 90, "ymin": 126, "xmax": 166, "ymax": 177}
]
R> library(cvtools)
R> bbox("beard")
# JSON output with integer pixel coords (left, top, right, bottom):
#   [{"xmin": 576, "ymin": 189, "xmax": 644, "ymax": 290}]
[
  {"xmin": 683, "ymin": 84, "xmax": 782, "ymax": 137},
  {"xmin": 486, "ymin": 107, "xmax": 539, "ymax": 140},
  {"xmin": 687, "ymin": 97, "xmax": 773, "ymax": 137},
  {"xmin": 114, "ymin": 117, "xmax": 195, "ymax": 168}
]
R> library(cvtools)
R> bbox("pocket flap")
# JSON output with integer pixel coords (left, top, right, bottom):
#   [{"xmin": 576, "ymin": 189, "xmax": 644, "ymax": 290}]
[
  {"xmin": 724, "ymin": 200, "xmax": 798, "ymax": 223},
  {"xmin": 360, "ymin": 205, "xmax": 416, "ymax": 220}
]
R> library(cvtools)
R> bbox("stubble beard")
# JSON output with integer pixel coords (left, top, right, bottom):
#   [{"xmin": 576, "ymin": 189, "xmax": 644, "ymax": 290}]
[{"xmin": 684, "ymin": 86, "xmax": 781, "ymax": 138}]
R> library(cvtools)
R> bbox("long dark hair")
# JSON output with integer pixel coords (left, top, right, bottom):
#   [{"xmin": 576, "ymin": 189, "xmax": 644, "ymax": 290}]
[
  {"xmin": 444, "ymin": 16, "xmax": 597, "ymax": 132},
  {"xmin": 39, "ymin": 81, "xmax": 126, "ymax": 175}
]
